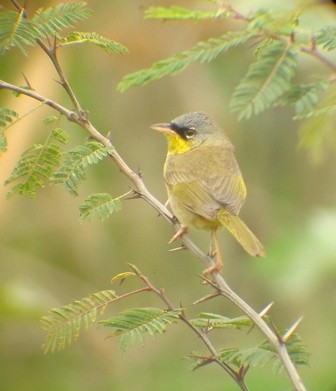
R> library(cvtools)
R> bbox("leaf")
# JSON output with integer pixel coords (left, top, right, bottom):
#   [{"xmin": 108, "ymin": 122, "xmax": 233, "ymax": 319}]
[
  {"xmin": 5, "ymin": 127, "xmax": 69, "ymax": 198},
  {"xmin": 247, "ymin": 9, "xmax": 297, "ymax": 37},
  {"xmin": 0, "ymin": 108, "xmax": 19, "ymax": 128},
  {"xmin": 278, "ymin": 80, "xmax": 328, "ymax": 118},
  {"xmin": 316, "ymin": 25, "xmax": 336, "ymax": 51},
  {"xmin": 117, "ymin": 29, "xmax": 254, "ymax": 92},
  {"xmin": 0, "ymin": 108, "xmax": 19, "ymax": 153},
  {"xmin": 79, "ymin": 193, "xmax": 122, "ymax": 222},
  {"xmin": 50, "ymin": 141, "xmax": 113, "ymax": 196},
  {"xmin": 145, "ymin": 6, "xmax": 218, "ymax": 21},
  {"xmin": 41, "ymin": 290, "xmax": 118, "ymax": 353},
  {"xmin": 230, "ymin": 40, "xmax": 298, "ymax": 120},
  {"xmin": 111, "ymin": 272, "xmax": 136, "ymax": 284},
  {"xmin": 219, "ymin": 334, "xmax": 309, "ymax": 373},
  {"xmin": 298, "ymin": 84, "xmax": 336, "ymax": 162},
  {"xmin": 0, "ymin": 9, "xmax": 37, "ymax": 55},
  {"xmin": 191, "ymin": 312, "xmax": 254, "ymax": 330},
  {"xmin": 32, "ymin": 2, "xmax": 93, "ymax": 39},
  {"xmin": 59, "ymin": 32, "xmax": 128, "ymax": 54},
  {"xmin": 101, "ymin": 307, "xmax": 181, "ymax": 351}
]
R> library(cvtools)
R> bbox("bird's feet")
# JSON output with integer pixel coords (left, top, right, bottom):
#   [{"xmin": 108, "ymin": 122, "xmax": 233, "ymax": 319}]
[
  {"xmin": 202, "ymin": 261, "xmax": 222, "ymax": 276},
  {"xmin": 168, "ymin": 225, "xmax": 188, "ymax": 243}
]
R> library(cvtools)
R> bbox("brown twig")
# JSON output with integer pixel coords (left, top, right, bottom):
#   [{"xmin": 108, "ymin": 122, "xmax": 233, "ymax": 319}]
[{"xmin": 132, "ymin": 266, "xmax": 250, "ymax": 391}]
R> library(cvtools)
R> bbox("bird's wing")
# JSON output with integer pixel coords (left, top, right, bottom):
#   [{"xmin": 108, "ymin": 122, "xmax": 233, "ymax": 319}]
[{"xmin": 165, "ymin": 147, "xmax": 246, "ymax": 217}]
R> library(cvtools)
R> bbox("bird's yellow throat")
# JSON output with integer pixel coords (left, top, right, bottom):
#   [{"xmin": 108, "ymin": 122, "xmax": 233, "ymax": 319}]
[{"xmin": 166, "ymin": 134, "xmax": 192, "ymax": 154}]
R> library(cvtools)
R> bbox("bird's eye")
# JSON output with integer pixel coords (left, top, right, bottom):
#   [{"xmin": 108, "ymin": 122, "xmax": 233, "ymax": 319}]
[{"xmin": 185, "ymin": 127, "xmax": 196, "ymax": 139}]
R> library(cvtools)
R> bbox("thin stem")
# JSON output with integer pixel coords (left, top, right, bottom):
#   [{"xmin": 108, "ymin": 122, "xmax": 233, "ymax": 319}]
[
  {"xmin": 301, "ymin": 45, "xmax": 336, "ymax": 72},
  {"xmin": 213, "ymin": 274, "xmax": 306, "ymax": 391},
  {"xmin": 139, "ymin": 272, "xmax": 250, "ymax": 391},
  {"xmin": 36, "ymin": 39, "xmax": 84, "ymax": 115}
]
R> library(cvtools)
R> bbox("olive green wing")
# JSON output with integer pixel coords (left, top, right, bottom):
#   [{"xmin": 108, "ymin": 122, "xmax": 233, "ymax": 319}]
[{"xmin": 170, "ymin": 181, "xmax": 220, "ymax": 220}]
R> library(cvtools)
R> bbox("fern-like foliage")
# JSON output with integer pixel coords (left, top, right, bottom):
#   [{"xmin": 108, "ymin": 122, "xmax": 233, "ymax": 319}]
[
  {"xmin": 41, "ymin": 290, "xmax": 118, "ymax": 353},
  {"xmin": 5, "ymin": 127, "xmax": 69, "ymax": 198},
  {"xmin": 278, "ymin": 81, "xmax": 329, "ymax": 119},
  {"xmin": 145, "ymin": 6, "xmax": 218, "ymax": 21},
  {"xmin": 32, "ymin": 2, "xmax": 92, "ymax": 39},
  {"xmin": 117, "ymin": 30, "xmax": 254, "ymax": 92},
  {"xmin": 79, "ymin": 192, "xmax": 123, "ymax": 222},
  {"xmin": 316, "ymin": 25, "xmax": 336, "ymax": 51},
  {"xmin": 101, "ymin": 307, "xmax": 182, "ymax": 352},
  {"xmin": 191, "ymin": 312, "xmax": 255, "ymax": 330},
  {"xmin": 298, "ymin": 84, "xmax": 336, "ymax": 162},
  {"xmin": 0, "ymin": 108, "xmax": 19, "ymax": 152},
  {"xmin": 0, "ymin": 9, "xmax": 37, "ymax": 55},
  {"xmin": 0, "ymin": 2, "xmax": 92, "ymax": 55},
  {"xmin": 219, "ymin": 334, "xmax": 309, "ymax": 374},
  {"xmin": 50, "ymin": 141, "xmax": 113, "ymax": 196},
  {"xmin": 229, "ymin": 40, "xmax": 298, "ymax": 120},
  {"xmin": 59, "ymin": 32, "xmax": 128, "ymax": 54},
  {"xmin": 188, "ymin": 334, "xmax": 308, "ymax": 373}
]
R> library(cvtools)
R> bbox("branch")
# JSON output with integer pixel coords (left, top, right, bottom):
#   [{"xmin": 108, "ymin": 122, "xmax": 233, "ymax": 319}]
[
  {"xmin": 134, "ymin": 267, "xmax": 250, "ymax": 391},
  {"xmin": 36, "ymin": 39, "xmax": 84, "ymax": 115},
  {"xmin": 0, "ymin": 78, "xmax": 306, "ymax": 391},
  {"xmin": 300, "ymin": 44, "xmax": 336, "ymax": 72}
]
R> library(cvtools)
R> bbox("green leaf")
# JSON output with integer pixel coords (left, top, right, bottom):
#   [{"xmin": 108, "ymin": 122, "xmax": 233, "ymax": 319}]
[
  {"xmin": 117, "ymin": 30, "xmax": 254, "ymax": 92},
  {"xmin": 0, "ymin": 9, "xmax": 37, "ymax": 55},
  {"xmin": 5, "ymin": 128, "xmax": 68, "ymax": 198},
  {"xmin": 247, "ymin": 8, "xmax": 297, "ymax": 37},
  {"xmin": 111, "ymin": 272, "xmax": 136, "ymax": 284},
  {"xmin": 191, "ymin": 312, "xmax": 254, "ymax": 330},
  {"xmin": 230, "ymin": 40, "xmax": 298, "ymax": 120},
  {"xmin": 0, "ymin": 108, "xmax": 19, "ymax": 153},
  {"xmin": 79, "ymin": 193, "xmax": 122, "ymax": 222},
  {"xmin": 32, "ymin": 2, "xmax": 93, "ymax": 39},
  {"xmin": 59, "ymin": 31, "xmax": 128, "ymax": 54},
  {"xmin": 50, "ymin": 141, "xmax": 113, "ymax": 196},
  {"xmin": 298, "ymin": 84, "xmax": 336, "ymax": 162},
  {"xmin": 0, "ymin": 108, "xmax": 19, "ymax": 128},
  {"xmin": 145, "ymin": 6, "xmax": 218, "ymax": 21},
  {"xmin": 316, "ymin": 25, "xmax": 336, "ymax": 51},
  {"xmin": 277, "ymin": 80, "xmax": 328, "ymax": 118},
  {"xmin": 101, "ymin": 307, "xmax": 181, "ymax": 351},
  {"xmin": 219, "ymin": 334, "xmax": 309, "ymax": 374},
  {"xmin": 41, "ymin": 290, "xmax": 118, "ymax": 353}
]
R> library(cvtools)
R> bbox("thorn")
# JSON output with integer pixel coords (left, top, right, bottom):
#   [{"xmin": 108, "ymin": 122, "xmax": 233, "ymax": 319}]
[
  {"xmin": 125, "ymin": 190, "xmax": 141, "ymax": 200},
  {"xmin": 259, "ymin": 302, "xmax": 274, "ymax": 317},
  {"xmin": 198, "ymin": 274, "xmax": 220, "ymax": 289},
  {"xmin": 169, "ymin": 245, "xmax": 185, "ymax": 252},
  {"xmin": 192, "ymin": 292, "xmax": 220, "ymax": 305},
  {"xmin": 21, "ymin": 73, "xmax": 34, "ymax": 90},
  {"xmin": 282, "ymin": 316, "xmax": 304, "ymax": 343}
]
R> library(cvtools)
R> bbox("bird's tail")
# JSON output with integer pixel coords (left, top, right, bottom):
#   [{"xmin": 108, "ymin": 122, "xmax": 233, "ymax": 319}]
[{"xmin": 218, "ymin": 210, "xmax": 265, "ymax": 257}]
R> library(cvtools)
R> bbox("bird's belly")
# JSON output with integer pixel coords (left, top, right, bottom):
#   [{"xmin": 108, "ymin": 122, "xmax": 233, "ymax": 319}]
[{"xmin": 169, "ymin": 196, "xmax": 220, "ymax": 231}]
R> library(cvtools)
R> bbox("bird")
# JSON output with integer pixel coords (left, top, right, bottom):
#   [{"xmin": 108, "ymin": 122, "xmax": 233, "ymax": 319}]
[{"xmin": 151, "ymin": 111, "xmax": 265, "ymax": 275}]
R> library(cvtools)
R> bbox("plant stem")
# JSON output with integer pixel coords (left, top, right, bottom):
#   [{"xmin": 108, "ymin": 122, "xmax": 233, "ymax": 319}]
[{"xmin": 138, "ymin": 272, "xmax": 250, "ymax": 391}]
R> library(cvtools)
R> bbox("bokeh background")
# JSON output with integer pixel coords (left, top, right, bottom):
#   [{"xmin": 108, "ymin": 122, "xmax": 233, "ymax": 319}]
[{"xmin": 1, "ymin": 0, "xmax": 336, "ymax": 390}]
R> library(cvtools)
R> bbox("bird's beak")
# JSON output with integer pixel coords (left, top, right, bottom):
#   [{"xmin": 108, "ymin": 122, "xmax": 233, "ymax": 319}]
[{"xmin": 150, "ymin": 123, "xmax": 176, "ymax": 135}]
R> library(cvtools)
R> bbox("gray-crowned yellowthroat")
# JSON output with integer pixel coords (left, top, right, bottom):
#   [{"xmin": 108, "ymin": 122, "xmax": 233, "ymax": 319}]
[{"xmin": 151, "ymin": 111, "xmax": 265, "ymax": 275}]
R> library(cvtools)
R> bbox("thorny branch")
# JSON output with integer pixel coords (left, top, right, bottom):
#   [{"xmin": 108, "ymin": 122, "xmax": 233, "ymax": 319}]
[{"xmin": 131, "ymin": 264, "xmax": 250, "ymax": 391}]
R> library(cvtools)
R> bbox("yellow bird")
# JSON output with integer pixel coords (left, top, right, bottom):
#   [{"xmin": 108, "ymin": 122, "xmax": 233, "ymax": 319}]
[{"xmin": 151, "ymin": 111, "xmax": 265, "ymax": 275}]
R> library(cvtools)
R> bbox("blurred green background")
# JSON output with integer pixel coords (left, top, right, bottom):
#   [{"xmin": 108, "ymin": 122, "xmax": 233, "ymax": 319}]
[{"xmin": 1, "ymin": 0, "xmax": 336, "ymax": 390}]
